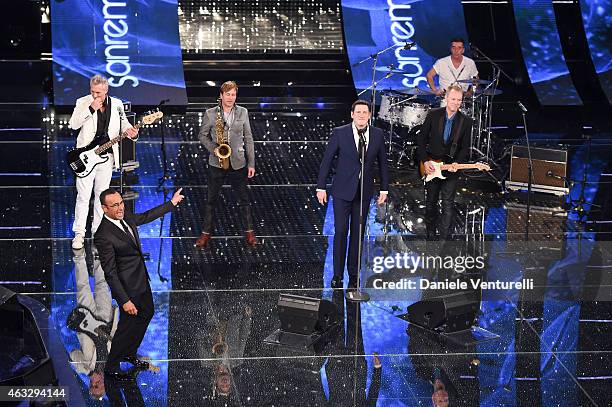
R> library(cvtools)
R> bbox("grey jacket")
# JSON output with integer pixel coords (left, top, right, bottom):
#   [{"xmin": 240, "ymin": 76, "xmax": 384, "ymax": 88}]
[{"xmin": 198, "ymin": 104, "xmax": 255, "ymax": 169}]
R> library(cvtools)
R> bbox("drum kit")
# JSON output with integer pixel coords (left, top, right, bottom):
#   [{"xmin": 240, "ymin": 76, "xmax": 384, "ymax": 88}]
[{"xmin": 373, "ymin": 66, "xmax": 503, "ymax": 168}]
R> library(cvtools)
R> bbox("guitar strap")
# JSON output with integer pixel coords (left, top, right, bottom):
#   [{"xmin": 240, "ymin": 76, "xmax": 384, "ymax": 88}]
[
  {"xmin": 95, "ymin": 96, "xmax": 112, "ymax": 142},
  {"xmin": 449, "ymin": 113, "xmax": 465, "ymax": 159}
]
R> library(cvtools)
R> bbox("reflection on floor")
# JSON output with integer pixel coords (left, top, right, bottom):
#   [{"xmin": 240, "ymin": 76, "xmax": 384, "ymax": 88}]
[{"xmin": 1, "ymin": 112, "xmax": 611, "ymax": 406}]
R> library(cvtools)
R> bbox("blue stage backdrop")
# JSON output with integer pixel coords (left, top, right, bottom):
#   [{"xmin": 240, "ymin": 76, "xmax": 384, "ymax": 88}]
[
  {"xmin": 50, "ymin": 0, "xmax": 188, "ymax": 106},
  {"xmin": 513, "ymin": 0, "xmax": 583, "ymax": 106},
  {"xmin": 341, "ymin": 0, "xmax": 470, "ymax": 93},
  {"xmin": 579, "ymin": 0, "xmax": 611, "ymax": 103}
]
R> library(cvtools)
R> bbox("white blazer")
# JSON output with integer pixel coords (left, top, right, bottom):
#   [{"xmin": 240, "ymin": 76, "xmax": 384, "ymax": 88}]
[{"xmin": 68, "ymin": 95, "xmax": 135, "ymax": 169}]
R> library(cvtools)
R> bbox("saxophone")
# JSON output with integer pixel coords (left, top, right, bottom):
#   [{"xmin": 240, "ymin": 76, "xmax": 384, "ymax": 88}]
[{"xmin": 214, "ymin": 99, "xmax": 232, "ymax": 170}]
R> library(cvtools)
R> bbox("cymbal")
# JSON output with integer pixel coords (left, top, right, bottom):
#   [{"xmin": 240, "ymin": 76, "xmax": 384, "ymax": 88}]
[
  {"xmin": 404, "ymin": 87, "xmax": 435, "ymax": 96},
  {"xmin": 457, "ymin": 78, "xmax": 492, "ymax": 85},
  {"xmin": 375, "ymin": 66, "xmax": 411, "ymax": 74},
  {"xmin": 380, "ymin": 89, "xmax": 409, "ymax": 97},
  {"xmin": 477, "ymin": 88, "xmax": 504, "ymax": 96}
]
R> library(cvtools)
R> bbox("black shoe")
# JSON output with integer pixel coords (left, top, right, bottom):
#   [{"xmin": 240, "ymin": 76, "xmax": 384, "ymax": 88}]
[
  {"xmin": 122, "ymin": 356, "xmax": 150, "ymax": 370},
  {"xmin": 331, "ymin": 277, "xmax": 343, "ymax": 289},
  {"xmin": 104, "ymin": 369, "xmax": 135, "ymax": 382}
]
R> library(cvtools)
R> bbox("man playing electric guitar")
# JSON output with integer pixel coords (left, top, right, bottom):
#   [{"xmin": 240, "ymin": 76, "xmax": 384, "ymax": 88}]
[
  {"xmin": 69, "ymin": 75, "xmax": 138, "ymax": 250},
  {"xmin": 417, "ymin": 84, "xmax": 472, "ymax": 241}
]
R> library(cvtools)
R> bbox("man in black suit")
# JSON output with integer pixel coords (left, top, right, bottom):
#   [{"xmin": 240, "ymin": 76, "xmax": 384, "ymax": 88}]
[
  {"xmin": 94, "ymin": 187, "xmax": 184, "ymax": 380},
  {"xmin": 417, "ymin": 84, "xmax": 472, "ymax": 240},
  {"xmin": 316, "ymin": 100, "xmax": 389, "ymax": 289}
]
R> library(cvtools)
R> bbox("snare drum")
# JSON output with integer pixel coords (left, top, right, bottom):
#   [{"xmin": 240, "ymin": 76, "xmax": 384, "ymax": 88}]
[{"xmin": 399, "ymin": 102, "xmax": 430, "ymax": 128}]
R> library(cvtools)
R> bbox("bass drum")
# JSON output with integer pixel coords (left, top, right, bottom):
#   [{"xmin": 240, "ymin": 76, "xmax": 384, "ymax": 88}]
[{"xmin": 377, "ymin": 94, "xmax": 402, "ymax": 123}]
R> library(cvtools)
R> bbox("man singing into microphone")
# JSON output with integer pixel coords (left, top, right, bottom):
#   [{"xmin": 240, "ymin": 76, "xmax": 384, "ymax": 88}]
[
  {"xmin": 69, "ymin": 75, "xmax": 138, "ymax": 250},
  {"xmin": 316, "ymin": 100, "xmax": 389, "ymax": 289}
]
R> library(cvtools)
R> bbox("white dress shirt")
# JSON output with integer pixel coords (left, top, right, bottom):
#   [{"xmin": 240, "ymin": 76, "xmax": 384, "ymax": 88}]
[{"xmin": 104, "ymin": 215, "xmax": 135, "ymax": 239}]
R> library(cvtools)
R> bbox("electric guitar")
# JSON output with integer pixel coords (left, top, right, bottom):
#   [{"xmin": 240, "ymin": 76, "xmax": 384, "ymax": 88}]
[
  {"xmin": 66, "ymin": 110, "xmax": 163, "ymax": 178},
  {"xmin": 419, "ymin": 159, "xmax": 490, "ymax": 183}
]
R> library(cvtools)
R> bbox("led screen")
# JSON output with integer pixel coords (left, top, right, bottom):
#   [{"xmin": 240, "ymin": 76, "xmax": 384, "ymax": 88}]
[
  {"xmin": 341, "ymin": 0, "xmax": 470, "ymax": 94},
  {"xmin": 513, "ymin": 0, "xmax": 583, "ymax": 105},
  {"xmin": 51, "ymin": 0, "xmax": 188, "ymax": 106},
  {"xmin": 579, "ymin": 0, "xmax": 612, "ymax": 102}
]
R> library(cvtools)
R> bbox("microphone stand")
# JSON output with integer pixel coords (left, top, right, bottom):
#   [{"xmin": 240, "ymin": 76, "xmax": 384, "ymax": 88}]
[
  {"xmin": 471, "ymin": 44, "xmax": 514, "ymax": 84},
  {"xmin": 353, "ymin": 42, "xmax": 412, "ymax": 125},
  {"xmin": 154, "ymin": 98, "xmax": 170, "ymax": 281},
  {"xmin": 347, "ymin": 129, "xmax": 370, "ymax": 302},
  {"xmin": 518, "ymin": 102, "xmax": 532, "ymax": 241},
  {"xmin": 116, "ymin": 105, "xmax": 125, "ymax": 195},
  {"xmin": 157, "ymin": 99, "xmax": 171, "ymax": 191}
]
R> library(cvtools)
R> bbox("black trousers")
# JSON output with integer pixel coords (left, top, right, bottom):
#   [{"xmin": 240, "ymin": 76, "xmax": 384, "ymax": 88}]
[
  {"xmin": 201, "ymin": 165, "xmax": 253, "ymax": 233},
  {"xmin": 106, "ymin": 285, "xmax": 154, "ymax": 372},
  {"xmin": 332, "ymin": 194, "xmax": 370, "ymax": 286},
  {"xmin": 424, "ymin": 173, "xmax": 458, "ymax": 239}
]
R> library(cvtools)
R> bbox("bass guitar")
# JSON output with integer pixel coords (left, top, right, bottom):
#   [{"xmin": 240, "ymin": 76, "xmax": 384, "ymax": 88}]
[{"xmin": 66, "ymin": 110, "xmax": 163, "ymax": 178}]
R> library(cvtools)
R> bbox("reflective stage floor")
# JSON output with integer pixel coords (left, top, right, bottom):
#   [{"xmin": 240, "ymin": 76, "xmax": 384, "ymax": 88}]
[{"xmin": 1, "ymin": 112, "xmax": 611, "ymax": 406}]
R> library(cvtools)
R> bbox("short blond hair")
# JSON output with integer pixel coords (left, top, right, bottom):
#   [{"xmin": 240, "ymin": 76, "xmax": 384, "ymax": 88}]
[
  {"xmin": 90, "ymin": 74, "xmax": 108, "ymax": 88},
  {"xmin": 220, "ymin": 81, "xmax": 238, "ymax": 94},
  {"xmin": 447, "ymin": 84, "xmax": 464, "ymax": 94}
]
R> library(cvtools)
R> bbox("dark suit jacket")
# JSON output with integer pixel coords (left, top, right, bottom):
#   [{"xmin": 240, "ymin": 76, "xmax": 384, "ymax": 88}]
[
  {"xmin": 94, "ymin": 201, "xmax": 175, "ymax": 306},
  {"xmin": 416, "ymin": 107, "xmax": 472, "ymax": 164},
  {"xmin": 316, "ymin": 124, "xmax": 389, "ymax": 201}
]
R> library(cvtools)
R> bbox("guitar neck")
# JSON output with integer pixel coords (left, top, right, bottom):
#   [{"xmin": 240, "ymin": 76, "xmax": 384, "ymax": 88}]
[
  {"xmin": 440, "ymin": 163, "xmax": 479, "ymax": 170},
  {"xmin": 94, "ymin": 123, "xmax": 142, "ymax": 154}
]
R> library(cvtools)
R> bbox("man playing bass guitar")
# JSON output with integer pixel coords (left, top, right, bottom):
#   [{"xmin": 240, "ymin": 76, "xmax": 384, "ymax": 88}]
[{"xmin": 69, "ymin": 75, "xmax": 138, "ymax": 250}]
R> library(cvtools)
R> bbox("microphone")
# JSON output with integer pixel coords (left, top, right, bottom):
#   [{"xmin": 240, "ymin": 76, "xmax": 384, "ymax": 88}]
[
  {"xmin": 517, "ymin": 101, "xmax": 528, "ymax": 113},
  {"xmin": 546, "ymin": 170, "xmax": 564, "ymax": 180},
  {"xmin": 403, "ymin": 41, "xmax": 416, "ymax": 50},
  {"xmin": 116, "ymin": 105, "xmax": 124, "ymax": 119}
]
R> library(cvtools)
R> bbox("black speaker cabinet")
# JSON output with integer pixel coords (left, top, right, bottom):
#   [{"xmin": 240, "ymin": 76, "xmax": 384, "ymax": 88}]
[
  {"xmin": 507, "ymin": 145, "xmax": 569, "ymax": 195},
  {"xmin": 407, "ymin": 292, "xmax": 479, "ymax": 333},
  {"xmin": 278, "ymin": 294, "xmax": 338, "ymax": 335},
  {"xmin": 119, "ymin": 111, "xmax": 137, "ymax": 166}
]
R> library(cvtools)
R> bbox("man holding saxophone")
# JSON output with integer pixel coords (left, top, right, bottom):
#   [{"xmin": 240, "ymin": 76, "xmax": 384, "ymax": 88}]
[{"xmin": 196, "ymin": 81, "xmax": 258, "ymax": 248}]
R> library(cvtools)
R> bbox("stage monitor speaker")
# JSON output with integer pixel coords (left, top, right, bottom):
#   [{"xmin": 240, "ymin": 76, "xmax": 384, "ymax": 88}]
[
  {"xmin": 407, "ymin": 292, "xmax": 479, "ymax": 333},
  {"xmin": 507, "ymin": 145, "xmax": 569, "ymax": 195},
  {"xmin": 278, "ymin": 294, "xmax": 338, "ymax": 335}
]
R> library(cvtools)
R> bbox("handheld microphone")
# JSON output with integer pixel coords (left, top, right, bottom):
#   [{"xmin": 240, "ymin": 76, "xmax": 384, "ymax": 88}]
[{"xmin": 517, "ymin": 101, "xmax": 528, "ymax": 113}]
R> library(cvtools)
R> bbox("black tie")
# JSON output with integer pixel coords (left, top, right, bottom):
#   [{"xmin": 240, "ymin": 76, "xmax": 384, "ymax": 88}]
[{"xmin": 120, "ymin": 220, "xmax": 136, "ymax": 244}]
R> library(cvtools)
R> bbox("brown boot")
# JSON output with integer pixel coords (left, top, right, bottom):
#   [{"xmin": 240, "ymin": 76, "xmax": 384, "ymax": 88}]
[
  {"xmin": 195, "ymin": 233, "xmax": 211, "ymax": 248},
  {"xmin": 245, "ymin": 230, "xmax": 259, "ymax": 247}
]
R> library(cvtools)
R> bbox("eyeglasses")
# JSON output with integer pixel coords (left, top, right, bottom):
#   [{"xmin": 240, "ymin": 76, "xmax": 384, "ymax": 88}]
[{"xmin": 104, "ymin": 200, "xmax": 124, "ymax": 208}]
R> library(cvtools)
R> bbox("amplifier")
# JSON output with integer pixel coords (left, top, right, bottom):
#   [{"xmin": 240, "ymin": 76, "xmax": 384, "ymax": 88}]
[
  {"xmin": 506, "ymin": 145, "xmax": 569, "ymax": 196},
  {"xmin": 119, "ymin": 111, "xmax": 138, "ymax": 170}
]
